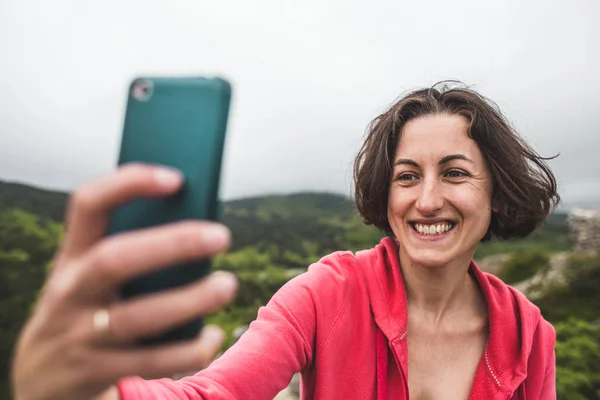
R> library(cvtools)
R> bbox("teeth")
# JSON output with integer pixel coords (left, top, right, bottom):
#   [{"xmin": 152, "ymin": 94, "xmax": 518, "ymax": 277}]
[{"xmin": 413, "ymin": 223, "xmax": 454, "ymax": 236}]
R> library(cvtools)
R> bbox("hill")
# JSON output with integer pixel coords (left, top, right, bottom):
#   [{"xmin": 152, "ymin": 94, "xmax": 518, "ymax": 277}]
[
  {"xmin": 0, "ymin": 180, "xmax": 571, "ymax": 262},
  {"xmin": 0, "ymin": 182, "xmax": 382, "ymax": 263},
  {"xmin": 0, "ymin": 181, "xmax": 68, "ymax": 221}
]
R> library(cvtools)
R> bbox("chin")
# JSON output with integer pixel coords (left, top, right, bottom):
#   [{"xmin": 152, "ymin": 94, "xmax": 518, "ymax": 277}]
[{"xmin": 402, "ymin": 249, "xmax": 455, "ymax": 269}]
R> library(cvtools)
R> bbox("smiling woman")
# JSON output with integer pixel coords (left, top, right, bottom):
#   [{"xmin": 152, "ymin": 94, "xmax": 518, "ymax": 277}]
[
  {"xmin": 351, "ymin": 83, "xmax": 559, "ymax": 398},
  {"xmin": 354, "ymin": 83, "xmax": 559, "ymax": 242},
  {"xmin": 12, "ymin": 82, "xmax": 560, "ymax": 400}
]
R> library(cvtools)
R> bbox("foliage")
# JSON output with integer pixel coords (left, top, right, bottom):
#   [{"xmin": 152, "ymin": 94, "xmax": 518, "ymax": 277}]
[
  {"xmin": 221, "ymin": 193, "xmax": 384, "ymax": 266},
  {"xmin": 555, "ymin": 319, "xmax": 600, "ymax": 400},
  {"xmin": 531, "ymin": 255, "xmax": 600, "ymax": 399},
  {"xmin": 0, "ymin": 209, "xmax": 64, "ymax": 399},
  {"xmin": 499, "ymin": 250, "xmax": 551, "ymax": 284},
  {"xmin": 474, "ymin": 213, "xmax": 571, "ymax": 259},
  {"xmin": 214, "ymin": 246, "xmax": 279, "ymax": 272},
  {"xmin": 534, "ymin": 254, "xmax": 600, "ymax": 324}
]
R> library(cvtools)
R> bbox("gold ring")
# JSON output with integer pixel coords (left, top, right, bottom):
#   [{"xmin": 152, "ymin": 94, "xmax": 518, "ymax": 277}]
[{"xmin": 93, "ymin": 308, "xmax": 111, "ymax": 344}]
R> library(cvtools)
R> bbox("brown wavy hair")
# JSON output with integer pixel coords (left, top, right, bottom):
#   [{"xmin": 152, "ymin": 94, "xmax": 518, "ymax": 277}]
[{"xmin": 353, "ymin": 81, "xmax": 560, "ymax": 242}]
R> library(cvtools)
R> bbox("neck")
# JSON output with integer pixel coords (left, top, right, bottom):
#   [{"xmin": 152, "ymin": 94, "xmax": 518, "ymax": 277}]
[{"xmin": 399, "ymin": 250, "xmax": 479, "ymax": 324}]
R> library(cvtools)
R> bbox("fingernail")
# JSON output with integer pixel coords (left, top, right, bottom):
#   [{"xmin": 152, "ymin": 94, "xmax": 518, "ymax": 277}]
[
  {"xmin": 154, "ymin": 167, "xmax": 183, "ymax": 187},
  {"xmin": 206, "ymin": 224, "xmax": 230, "ymax": 247},
  {"xmin": 203, "ymin": 326, "xmax": 224, "ymax": 345},
  {"xmin": 213, "ymin": 272, "xmax": 238, "ymax": 296}
]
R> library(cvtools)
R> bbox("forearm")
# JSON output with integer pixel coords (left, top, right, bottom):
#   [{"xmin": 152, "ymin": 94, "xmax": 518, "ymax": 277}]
[
  {"xmin": 117, "ymin": 305, "xmax": 310, "ymax": 399},
  {"xmin": 115, "ymin": 268, "xmax": 329, "ymax": 399},
  {"xmin": 116, "ymin": 258, "xmax": 346, "ymax": 400}
]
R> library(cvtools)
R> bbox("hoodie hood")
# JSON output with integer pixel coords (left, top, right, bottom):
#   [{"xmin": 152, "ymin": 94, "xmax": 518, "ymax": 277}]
[{"xmin": 358, "ymin": 237, "xmax": 544, "ymax": 396}]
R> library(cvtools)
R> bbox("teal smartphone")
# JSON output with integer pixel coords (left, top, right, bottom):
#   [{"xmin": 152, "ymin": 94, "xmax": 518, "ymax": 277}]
[{"xmin": 107, "ymin": 76, "xmax": 232, "ymax": 345}]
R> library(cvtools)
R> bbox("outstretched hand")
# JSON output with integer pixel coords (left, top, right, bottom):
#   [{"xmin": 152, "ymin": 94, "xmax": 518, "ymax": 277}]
[{"xmin": 11, "ymin": 163, "xmax": 238, "ymax": 400}]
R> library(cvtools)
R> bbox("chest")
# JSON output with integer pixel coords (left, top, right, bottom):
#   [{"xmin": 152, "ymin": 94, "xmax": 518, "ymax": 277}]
[{"xmin": 406, "ymin": 329, "xmax": 487, "ymax": 400}]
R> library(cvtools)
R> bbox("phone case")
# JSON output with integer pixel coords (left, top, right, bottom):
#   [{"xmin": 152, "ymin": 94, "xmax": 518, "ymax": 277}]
[{"xmin": 107, "ymin": 76, "xmax": 232, "ymax": 345}]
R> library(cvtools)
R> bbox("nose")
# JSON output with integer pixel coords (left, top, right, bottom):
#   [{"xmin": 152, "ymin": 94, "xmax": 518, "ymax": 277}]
[{"xmin": 415, "ymin": 179, "xmax": 444, "ymax": 215}]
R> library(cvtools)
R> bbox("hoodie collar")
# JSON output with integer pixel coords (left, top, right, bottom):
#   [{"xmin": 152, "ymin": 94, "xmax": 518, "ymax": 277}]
[{"xmin": 358, "ymin": 237, "xmax": 540, "ymax": 393}]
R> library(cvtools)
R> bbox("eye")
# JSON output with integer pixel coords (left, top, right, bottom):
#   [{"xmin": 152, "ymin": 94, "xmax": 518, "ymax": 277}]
[
  {"xmin": 445, "ymin": 169, "xmax": 469, "ymax": 178},
  {"xmin": 396, "ymin": 173, "xmax": 419, "ymax": 182}
]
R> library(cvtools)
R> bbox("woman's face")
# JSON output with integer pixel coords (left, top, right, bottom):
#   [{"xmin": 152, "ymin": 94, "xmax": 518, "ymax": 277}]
[{"xmin": 388, "ymin": 113, "xmax": 494, "ymax": 268}]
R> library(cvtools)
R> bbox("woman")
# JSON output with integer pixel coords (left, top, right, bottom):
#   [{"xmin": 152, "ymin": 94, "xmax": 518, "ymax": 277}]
[{"xmin": 11, "ymin": 82, "xmax": 559, "ymax": 399}]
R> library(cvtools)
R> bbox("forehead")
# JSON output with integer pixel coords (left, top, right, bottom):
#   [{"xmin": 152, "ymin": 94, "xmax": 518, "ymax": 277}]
[{"xmin": 396, "ymin": 114, "xmax": 482, "ymax": 160}]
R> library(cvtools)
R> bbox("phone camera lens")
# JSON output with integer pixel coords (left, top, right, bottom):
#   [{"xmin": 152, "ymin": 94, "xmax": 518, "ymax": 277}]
[{"xmin": 131, "ymin": 79, "xmax": 153, "ymax": 101}]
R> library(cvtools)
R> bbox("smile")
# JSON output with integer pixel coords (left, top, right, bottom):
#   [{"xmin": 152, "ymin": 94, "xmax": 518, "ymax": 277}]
[{"xmin": 410, "ymin": 222, "xmax": 456, "ymax": 236}]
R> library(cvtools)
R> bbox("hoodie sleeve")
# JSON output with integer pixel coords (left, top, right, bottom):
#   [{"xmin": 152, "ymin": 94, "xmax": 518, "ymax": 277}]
[
  {"xmin": 537, "ymin": 319, "xmax": 556, "ymax": 400},
  {"xmin": 538, "ymin": 348, "xmax": 556, "ymax": 400},
  {"xmin": 116, "ymin": 254, "xmax": 350, "ymax": 400}
]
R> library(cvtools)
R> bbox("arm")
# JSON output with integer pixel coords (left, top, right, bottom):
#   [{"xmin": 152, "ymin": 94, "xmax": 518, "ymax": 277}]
[
  {"xmin": 117, "ymin": 256, "xmax": 348, "ymax": 400},
  {"xmin": 538, "ymin": 348, "xmax": 556, "ymax": 400},
  {"xmin": 538, "ymin": 320, "xmax": 556, "ymax": 400}
]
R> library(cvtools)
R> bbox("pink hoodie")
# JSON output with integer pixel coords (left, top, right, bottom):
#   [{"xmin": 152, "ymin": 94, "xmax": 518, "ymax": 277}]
[{"xmin": 117, "ymin": 237, "xmax": 556, "ymax": 399}]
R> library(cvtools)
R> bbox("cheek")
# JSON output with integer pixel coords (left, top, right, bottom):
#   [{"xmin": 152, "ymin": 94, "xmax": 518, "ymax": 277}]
[
  {"xmin": 387, "ymin": 187, "xmax": 411, "ymax": 234},
  {"xmin": 452, "ymin": 186, "xmax": 493, "ymax": 226},
  {"xmin": 387, "ymin": 187, "xmax": 410, "ymax": 218}
]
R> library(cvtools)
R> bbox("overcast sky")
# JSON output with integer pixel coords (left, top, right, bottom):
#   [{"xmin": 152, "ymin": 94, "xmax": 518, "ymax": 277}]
[{"xmin": 0, "ymin": 0, "xmax": 598, "ymax": 210}]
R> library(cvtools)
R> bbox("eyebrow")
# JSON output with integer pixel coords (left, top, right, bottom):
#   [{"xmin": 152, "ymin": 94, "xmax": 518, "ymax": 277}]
[
  {"xmin": 439, "ymin": 154, "xmax": 474, "ymax": 165},
  {"xmin": 393, "ymin": 154, "xmax": 473, "ymax": 167}
]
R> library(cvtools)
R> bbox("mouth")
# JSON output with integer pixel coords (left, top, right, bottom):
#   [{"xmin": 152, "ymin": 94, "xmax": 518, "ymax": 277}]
[{"xmin": 409, "ymin": 220, "xmax": 456, "ymax": 237}]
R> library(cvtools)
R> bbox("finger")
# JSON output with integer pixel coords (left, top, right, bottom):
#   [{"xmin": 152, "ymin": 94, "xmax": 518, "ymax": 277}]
[
  {"xmin": 60, "ymin": 163, "xmax": 184, "ymax": 260},
  {"xmin": 99, "ymin": 325, "xmax": 225, "ymax": 381},
  {"xmin": 73, "ymin": 221, "xmax": 231, "ymax": 300},
  {"xmin": 96, "ymin": 271, "xmax": 237, "ymax": 344}
]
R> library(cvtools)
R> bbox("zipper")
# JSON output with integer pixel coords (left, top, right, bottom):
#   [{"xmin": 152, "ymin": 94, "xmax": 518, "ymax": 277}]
[
  {"xmin": 484, "ymin": 350, "xmax": 503, "ymax": 389},
  {"xmin": 485, "ymin": 348, "xmax": 515, "ymax": 399}
]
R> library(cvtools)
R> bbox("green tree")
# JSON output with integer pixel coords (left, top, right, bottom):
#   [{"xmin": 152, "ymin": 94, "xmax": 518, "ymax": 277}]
[
  {"xmin": 0, "ymin": 209, "xmax": 63, "ymax": 399},
  {"xmin": 500, "ymin": 250, "xmax": 550, "ymax": 284},
  {"xmin": 213, "ymin": 246, "xmax": 276, "ymax": 272},
  {"xmin": 535, "ymin": 255, "xmax": 600, "ymax": 324},
  {"xmin": 555, "ymin": 319, "xmax": 600, "ymax": 400}
]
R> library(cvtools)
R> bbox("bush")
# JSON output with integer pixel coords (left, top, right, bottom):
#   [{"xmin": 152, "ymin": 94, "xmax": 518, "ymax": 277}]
[
  {"xmin": 555, "ymin": 319, "xmax": 600, "ymax": 400},
  {"xmin": 535, "ymin": 255, "xmax": 600, "ymax": 324},
  {"xmin": 500, "ymin": 250, "xmax": 550, "ymax": 284}
]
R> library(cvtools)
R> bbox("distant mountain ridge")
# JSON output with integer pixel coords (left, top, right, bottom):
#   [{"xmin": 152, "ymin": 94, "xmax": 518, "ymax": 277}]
[
  {"xmin": 0, "ymin": 181, "xmax": 378, "ymax": 260},
  {"xmin": 0, "ymin": 180, "xmax": 570, "ymax": 224},
  {"xmin": 0, "ymin": 181, "xmax": 357, "ymax": 222},
  {"xmin": 225, "ymin": 192, "xmax": 355, "ymax": 220},
  {"xmin": 0, "ymin": 181, "xmax": 69, "ymax": 221}
]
